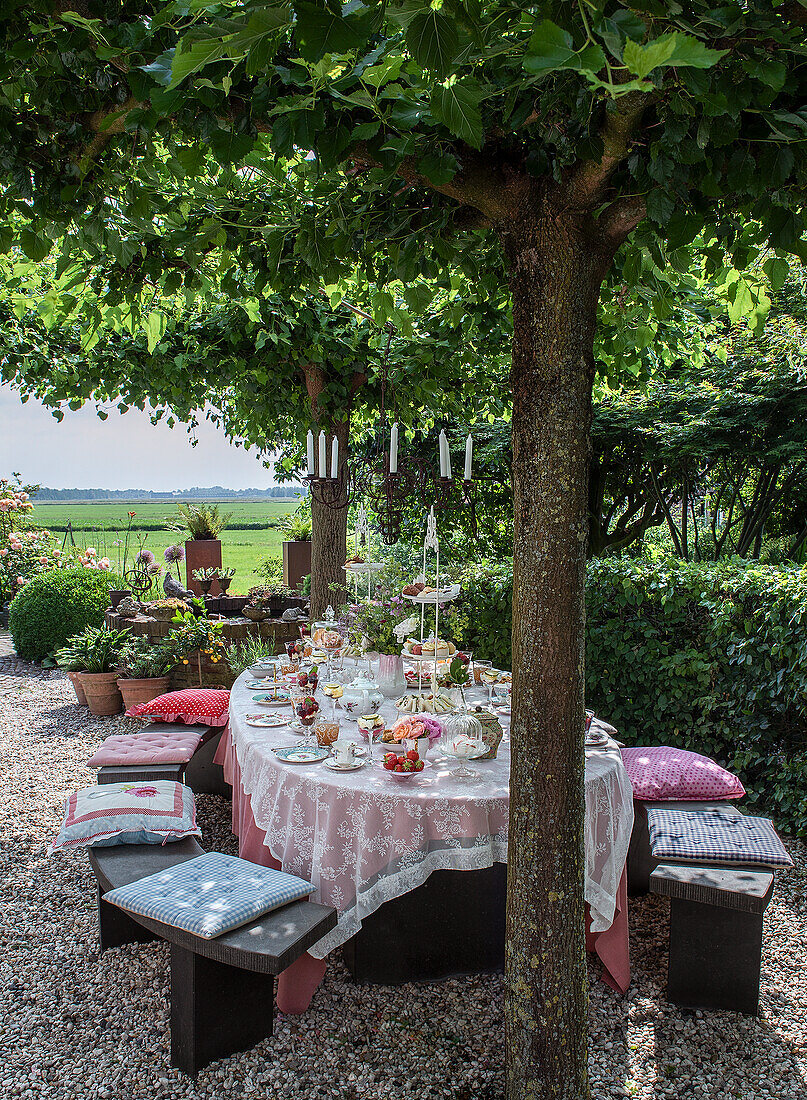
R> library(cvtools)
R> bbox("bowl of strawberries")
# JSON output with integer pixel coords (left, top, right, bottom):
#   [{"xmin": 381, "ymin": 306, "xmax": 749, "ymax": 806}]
[{"xmin": 383, "ymin": 748, "xmax": 429, "ymax": 779}]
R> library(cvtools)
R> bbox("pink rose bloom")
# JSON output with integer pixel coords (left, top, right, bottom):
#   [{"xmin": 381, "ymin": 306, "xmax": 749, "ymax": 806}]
[
  {"xmin": 0, "ymin": 500, "xmax": 8, "ymax": 511},
  {"xmin": 52, "ymin": 549, "xmax": 60, "ymax": 557},
  {"xmin": 16, "ymin": 576, "xmax": 24, "ymax": 585},
  {"xmin": 86, "ymin": 547, "xmax": 97, "ymax": 557},
  {"xmin": 38, "ymin": 555, "xmax": 48, "ymax": 564},
  {"xmin": 99, "ymin": 558, "xmax": 110, "ymax": 569},
  {"xmin": 19, "ymin": 492, "xmax": 28, "ymax": 501}
]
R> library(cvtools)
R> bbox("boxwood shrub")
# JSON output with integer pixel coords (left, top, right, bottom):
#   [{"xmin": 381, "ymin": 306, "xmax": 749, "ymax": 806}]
[
  {"xmin": 449, "ymin": 558, "xmax": 807, "ymax": 834},
  {"xmin": 9, "ymin": 568, "xmax": 124, "ymax": 661}
]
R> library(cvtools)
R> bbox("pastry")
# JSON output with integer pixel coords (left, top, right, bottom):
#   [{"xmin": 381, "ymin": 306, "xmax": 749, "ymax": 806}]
[{"xmin": 402, "ymin": 584, "xmax": 420, "ymax": 596}]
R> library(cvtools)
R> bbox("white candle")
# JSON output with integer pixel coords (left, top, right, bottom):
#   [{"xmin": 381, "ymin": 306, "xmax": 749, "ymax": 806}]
[
  {"xmin": 318, "ymin": 431, "xmax": 326, "ymax": 477},
  {"xmin": 390, "ymin": 422, "xmax": 398, "ymax": 474},
  {"xmin": 464, "ymin": 433, "xmax": 473, "ymax": 480},
  {"xmin": 439, "ymin": 430, "xmax": 448, "ymax": 477},
  {"xmin": 330, "ymin": 436, "xmax": 339, "ymax": 479},
  {"xmin": 306, "ymin": 430, "xmax": 315, "ymax": 477}
]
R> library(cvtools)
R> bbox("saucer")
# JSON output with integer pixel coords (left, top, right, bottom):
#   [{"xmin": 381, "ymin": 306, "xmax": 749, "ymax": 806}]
[
  {"xmin": 585, "ymin": 732, "xmax": 610, "ymax": 747},
  {"xmin": 245, "ymin": 713, "xmax": 288, "ymax": 727},
  {"xmin": 323, "ymin": 758, "xmax": 366, "ymax": 772}
]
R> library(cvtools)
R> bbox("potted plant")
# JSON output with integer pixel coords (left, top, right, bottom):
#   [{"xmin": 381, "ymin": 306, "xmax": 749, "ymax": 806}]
[
  {"xmin": 166, "ymin": 503, "xmax": 231, "ymax": 596},
  {"xmin": 65, "ymin": 626, "xmax": 129, "ymax": 716},
  {"xmin": 116, "ymin": 635, "xmax": 177, "ymax": 710},
  {"xmin": 271, "ymin": 509, "xmax": 312, "ymax": 590},
  {"xmin": 54, "ymin": 627, "xmax": 100, "ymax": 704},
  {"xmin": 224, "ymin": 636, "xmax": 277, "ymax": 678},
  {"xmin": 144, "ymin": 597, "xmax": 190, "ymax": 621},
  {"xmin": 216, "ymin": 567, "xmax": 236, "ymax": 594},
  {"xmin": 168, "ymin": 607, "xmax": 227, "ymax": 687},
  {"xmin": 192, "ymin": 567, "xmax": 218, "ymax": 596}
]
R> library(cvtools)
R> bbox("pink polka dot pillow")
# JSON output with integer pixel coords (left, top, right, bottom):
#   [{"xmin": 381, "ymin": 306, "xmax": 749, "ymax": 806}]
[
  {"xmin": 620, "ymin": 746, "xmax": 745, "ymax": 802},
  {"xmin": 126, "ymin": 688, "xmax": 230, "ymax": 727}
]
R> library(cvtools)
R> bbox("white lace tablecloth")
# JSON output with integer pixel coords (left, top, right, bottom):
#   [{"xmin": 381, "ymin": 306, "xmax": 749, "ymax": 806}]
[{"xmin": 228, "ymin": 670, "xmax": 634, "ymax": 957}]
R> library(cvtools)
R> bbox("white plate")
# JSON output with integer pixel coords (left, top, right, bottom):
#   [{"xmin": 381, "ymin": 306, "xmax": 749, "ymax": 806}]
[
  {"xmin": 245, "ymin": 713, "xmax": 288, "ymax": 728},
  {"xmin": 343, "ymin": 562, "xmax": 384, "ymax": 574},
  {"xmin": 402, "ymin": 648, "xmax": 456, "ymax": 663},
  {"xmin": 323, "ymin": 757, "xmax": 366, "ymax": 772},
  {"xmin": 403, "ymin": 584, "xmax": 461, "ymax": 605},
  {"xmin": 273, "ymin": 746, "xmax": 330, "ymax": 764},
  {"xmin": 244, "ymin": 678, "xmax": 277, "ymax": 689},
  {"xmin": 585, "ymin": 733, "xmax": 610, "ymax": 747}
]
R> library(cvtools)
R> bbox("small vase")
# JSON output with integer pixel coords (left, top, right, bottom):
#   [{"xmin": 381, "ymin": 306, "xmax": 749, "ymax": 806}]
[
  {"xmin": 403, "ymin": 736, "xmax": 432, "ymax": 760},
  {"xmin": 471, "ymin": 707, "xmax": 504, "ymax": 760},
  {"xmin": 108, "ymin": 589, "xmax": 132, "ymax": 610},
  {"xmin": 377, "ymin": 654, "xmax": 406, "ymax": 697},
  {"xmin": 218, "ymin": 578, "xmax": 232, "ymax": 594}
]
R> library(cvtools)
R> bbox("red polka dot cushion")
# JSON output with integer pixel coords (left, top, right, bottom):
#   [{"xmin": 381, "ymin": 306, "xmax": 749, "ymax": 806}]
[
  {"xmin": 620, "ymin": 745, "xmax": 745, "ymax": 802},
  {"xmin": 125, "ymin": 688, "xmax": 230, "ymax": 727}
]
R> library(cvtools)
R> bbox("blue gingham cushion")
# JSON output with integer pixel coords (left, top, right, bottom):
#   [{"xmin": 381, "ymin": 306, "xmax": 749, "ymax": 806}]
[
  {"xmin": 103, "ymin": 852, "xmax": 315, "ymax": 939},
  {"xmin": 648, "ymin": 808, "xmax": 792, "ymax": 867}
]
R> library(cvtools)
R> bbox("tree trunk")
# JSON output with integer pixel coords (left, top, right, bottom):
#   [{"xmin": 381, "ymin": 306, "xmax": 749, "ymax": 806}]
[
  {"xmin": 309, "ymin": 419, "xmax": 349, "ymax": 618},
  {"xmin": 503, "ymin": 219, "xmax": 608, "ymax": 1100}
]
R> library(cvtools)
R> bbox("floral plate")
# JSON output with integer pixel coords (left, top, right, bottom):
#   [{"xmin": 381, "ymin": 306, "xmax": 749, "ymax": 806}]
[
  {"xmin": 272, "ymin": 746, "xmax": 330, "ymax": 764},
  {"xmin": 253, "ymin": 691, "xmax": 291, "ymax": 705},
  {"xmin": 245, "ymin": 713, "xmax": 288, "ymax": 728}
]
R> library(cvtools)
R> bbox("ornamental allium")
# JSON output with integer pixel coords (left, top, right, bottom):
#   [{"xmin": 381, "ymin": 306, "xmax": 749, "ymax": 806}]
[
  {"xmin": 164, "ymin": 544, "xmax": 185, "ymax": 564},
  {"xmin": 136, "ymin": 549, "xmax": 155, "ymax": 565}
]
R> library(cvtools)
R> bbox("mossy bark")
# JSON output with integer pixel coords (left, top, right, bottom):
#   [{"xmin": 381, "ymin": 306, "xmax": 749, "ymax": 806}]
[{"xmin": 503, "ymin": 214, "xmax": 607, "ymax": 1100}]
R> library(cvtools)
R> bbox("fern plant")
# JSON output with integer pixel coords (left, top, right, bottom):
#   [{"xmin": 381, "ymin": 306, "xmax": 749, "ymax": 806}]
[{"xmin": 166, "ymin": 503, "xmax": 232, "ymax": 540}]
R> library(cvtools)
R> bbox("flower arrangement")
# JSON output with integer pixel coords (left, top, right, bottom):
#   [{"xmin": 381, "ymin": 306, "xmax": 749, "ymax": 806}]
[
  {"xmin": 390, "ymin": 714, "xmax": 442, "ymax": 744},
  {"xmin": 339, "ymin": 595, "xmax": 411, "ymax": 656}
]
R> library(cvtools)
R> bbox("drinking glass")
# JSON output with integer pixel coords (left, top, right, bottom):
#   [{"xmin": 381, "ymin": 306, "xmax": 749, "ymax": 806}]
[
  {"xmin": 493, "ymin": 682, "xmax": 510, "ymax": 711},
  {"xmin": 473, "ymin": 658, "xmax": 492, "ymax": 687},
  {"xmin": 480, "ymin": 666, "xmax": 499, "ymax": 708}
]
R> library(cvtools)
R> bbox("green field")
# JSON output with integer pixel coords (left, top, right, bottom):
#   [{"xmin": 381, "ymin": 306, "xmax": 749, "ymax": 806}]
[{"xmin": 35, "ymin": 501, "xmax": 297, "ymax": 589}]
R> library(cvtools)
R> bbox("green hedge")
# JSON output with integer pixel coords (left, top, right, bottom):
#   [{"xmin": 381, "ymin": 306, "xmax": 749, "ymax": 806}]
[
  {"xmin": 9, "ymin": 568, "xmax": 124, "ymax": 661},
  {"xmin": 448, "ymin": 558, "xmax": 807, "ymax": 834}
]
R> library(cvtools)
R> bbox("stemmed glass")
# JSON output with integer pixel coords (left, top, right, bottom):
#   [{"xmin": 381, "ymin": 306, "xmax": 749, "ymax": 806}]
[
  {"xmin": 290, "ymin": 686, "xmax": 319, "ymax": 745},
  {"xmin": 493, "ymin": 682, "xmax": 510, "ymax": 712},
  {"xmin": 480, "ymin": 666, "xmax": 499, "ymax": 708},
  {"xmin": 443, "ymin": 738, "xmax": 482, "ymax": 784}
]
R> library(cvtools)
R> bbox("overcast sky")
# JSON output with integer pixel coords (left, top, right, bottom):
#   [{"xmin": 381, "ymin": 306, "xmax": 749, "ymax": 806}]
[{"xmin": 0, "ymin": 385, "xmax": 274, "ymax": 490}]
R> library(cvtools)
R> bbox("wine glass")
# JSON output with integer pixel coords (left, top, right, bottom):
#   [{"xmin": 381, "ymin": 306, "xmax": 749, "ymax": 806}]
[
  {"xmin": 480, "ymin": 666, "xmax": 499, "ymax": 708},
  {"xmin": 290, "ymin": 686, "xmax": 319, "ymax": 744},
  {"xmin": 322, "ymin": 679, "xmax": 343, "ymax": 721},
  {"xmin": 493, "ymin": 682, "xmax": 510, "ymax": 712},
  {"xmin": 473, "ymin": 658, "xmax": 492, "ymax": 688}
]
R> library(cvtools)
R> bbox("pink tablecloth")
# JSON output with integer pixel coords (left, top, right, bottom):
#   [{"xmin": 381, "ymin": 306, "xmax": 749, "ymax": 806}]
[{"xmin": 214, "ymin": 723, "xmax": 632, "ymax": 1011}]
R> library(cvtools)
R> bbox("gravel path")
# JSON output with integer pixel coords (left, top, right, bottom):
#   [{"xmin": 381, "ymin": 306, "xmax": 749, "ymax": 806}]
[{"xmin": 0, "ymin": 666, "xmax": 805, "ymax": 1099}]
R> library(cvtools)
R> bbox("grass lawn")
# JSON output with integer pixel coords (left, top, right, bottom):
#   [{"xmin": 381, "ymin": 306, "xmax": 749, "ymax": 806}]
[{"xmin": 34, "ymin": 501, "xmax": 296, "ymax": 590}]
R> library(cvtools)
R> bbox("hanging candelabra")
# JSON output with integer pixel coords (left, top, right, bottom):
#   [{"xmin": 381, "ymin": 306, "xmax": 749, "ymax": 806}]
[{"xmin": 302, "ymin": 308, "xmax": 478, "ymax": 544}]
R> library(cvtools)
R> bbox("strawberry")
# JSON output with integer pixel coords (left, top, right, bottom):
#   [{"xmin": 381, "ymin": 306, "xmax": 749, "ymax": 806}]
[
  {"xmin": 414, "ymin": 760, "xmax": 425, "ymax": 771},
  {"xmin": 394, "ymin": 764, "xmax": 404, "ymax": 772},
  {"xmin": 406, "ymin": 749, "xmax": 419, "ymax": 763},
  {"xmin": 401, "ymin": 760, "xmax": 414, "ymax": 772},
  {"xmin": 397, "ymin": 755, "xmax": 406, "ymax": 765}
]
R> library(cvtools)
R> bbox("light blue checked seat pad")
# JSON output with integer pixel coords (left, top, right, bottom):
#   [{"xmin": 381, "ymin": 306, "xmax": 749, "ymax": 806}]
[
  {"xmin": 103, "ymin": 851, "xmax": 316, "ymax": 939},
  {"xmin": 647, "ymin": 807, "xmax": 792, "ymax": 868}
]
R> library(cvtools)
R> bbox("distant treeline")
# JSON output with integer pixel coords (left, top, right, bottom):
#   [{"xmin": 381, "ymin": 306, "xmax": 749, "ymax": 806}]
[{"xmin": 35, "ymin": 486, "xmax": 304, "ymax": 501}]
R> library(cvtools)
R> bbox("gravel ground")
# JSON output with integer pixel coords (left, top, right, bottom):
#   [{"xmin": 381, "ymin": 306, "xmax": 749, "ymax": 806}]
[{"xmin": 1, "ymin": 664, "xmax": 805, "ymax": 1099}]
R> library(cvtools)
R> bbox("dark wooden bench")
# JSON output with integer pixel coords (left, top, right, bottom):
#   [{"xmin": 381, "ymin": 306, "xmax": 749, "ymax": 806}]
[
  {"xmin": 96, "ymin": 723, "xmax": 231, "ymax": 797},
  {"xmin": 650, "ymin": 861, "xmax": 774, "ymax": 1015},
  {"xmin": 88, "ymin": 840, "xmax": 336, "ymax": 1074}
]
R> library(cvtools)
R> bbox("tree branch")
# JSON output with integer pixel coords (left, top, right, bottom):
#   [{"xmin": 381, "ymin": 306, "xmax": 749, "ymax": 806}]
[{"xmin": 568, "ymin": 91, "xmax": 653, "ymax": 206}]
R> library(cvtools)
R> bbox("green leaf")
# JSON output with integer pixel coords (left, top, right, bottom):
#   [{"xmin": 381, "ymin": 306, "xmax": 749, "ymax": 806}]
[
  {"xmin": 645, "ymin": 188, "xmax": 675, "ymax": 225},
  {"xmin": 763, "ymin": 257, "xmax": 790, "ymax": 293},
  {"xmin": 239, "ymin": 298, "xmax": 263, "ymax": 324},
  {"xmin": 418, "ymin": 151, "xmax": 459, "ymax": 186},
  {"xmin": 19, "ymin": 229, "xmax": 51, "ymax": 262},
  {"xmin": 524, "ymin": 20, "xmax": 605, "ymax": 77},
  {"xmin": 294, "ymin": 1, "xmax": 374, "ymax": 62},
  {"xmin": 144, "ymin": 312, "xmax": 167, "ymax": 354},
  {"xmin": 623, "ymin": 32, "xmax": 726, "ymax": 80},
  {"xmin": 406, "ymin": 9, "xmax": 459, "ymax": 78},
  {"xmin": 169, "ymin": 39, "xmax": 227, "ymax": 89},
  {"xmin": 430, "ymin": 79, "xmax": 483, "ymax": 149}
]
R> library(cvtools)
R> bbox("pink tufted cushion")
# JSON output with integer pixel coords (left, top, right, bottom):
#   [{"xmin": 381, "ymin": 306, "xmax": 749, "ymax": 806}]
[
  {"xmin": 126, "ymin": 688, "xmax": 230, "ymax": 727},
  {"xmin": 620, "ymin": 745, "xmax": 745, "ymax": 802},
  {"xmin": 86, "ymin": 731, "xmax": 204, "ymax": 768}
]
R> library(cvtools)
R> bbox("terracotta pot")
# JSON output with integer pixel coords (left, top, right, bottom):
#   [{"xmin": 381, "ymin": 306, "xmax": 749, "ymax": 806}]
[
  {"xmin": 185, "ymin": 539, "xmax": 222, "ymax": 596},
  {"xmin": 283, "ymin": 540, "xmax": 312, "ymax": 590},
  {"xmin": 117, "ymin": 676, "xmax": 171, "ymax": 711},
  {"xmin": 79, "ymin": 671, "xmax": 123, "ymax": 717},
  {"xmin": 67, "ymin": 671, "xmax": 87, "ymax": 706},
  {"xmin": 109, "ymin": 589, "xmax": 132, "ymax": 610}
]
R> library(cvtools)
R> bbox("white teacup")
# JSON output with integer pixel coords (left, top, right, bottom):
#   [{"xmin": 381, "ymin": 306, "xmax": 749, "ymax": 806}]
[{"xmin": 332, "ymin": 739, "xmax": 358, "ymax": 766}]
